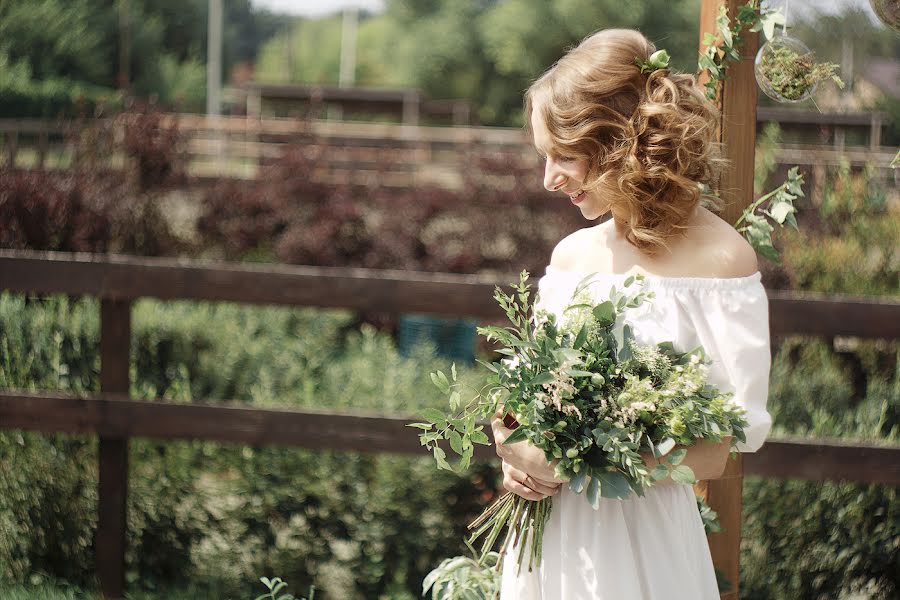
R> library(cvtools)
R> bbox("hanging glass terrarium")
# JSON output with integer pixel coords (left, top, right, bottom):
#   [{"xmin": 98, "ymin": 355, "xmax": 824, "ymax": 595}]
[
  {"xmin": 755, "ymin": 34, "xmax": 817, "ymax": 103},
  {"xmin": 869, "ymin": 0, "xmax": 900, "ymax": 33}
]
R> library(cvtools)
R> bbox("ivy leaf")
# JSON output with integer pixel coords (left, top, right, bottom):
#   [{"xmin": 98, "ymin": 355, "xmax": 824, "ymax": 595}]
[{"xmin": 768, "ymin": 199, "xmax": 796, "ymax": 225}]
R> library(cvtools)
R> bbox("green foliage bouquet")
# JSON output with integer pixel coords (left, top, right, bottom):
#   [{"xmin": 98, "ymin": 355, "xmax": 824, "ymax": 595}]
[{"xmin": 410, "ymin": 272, "xmax": 749, "ymax": 595}]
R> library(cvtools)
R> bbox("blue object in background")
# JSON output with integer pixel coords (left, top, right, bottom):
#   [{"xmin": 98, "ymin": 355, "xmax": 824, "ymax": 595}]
[{"xmin": 397, "ymin": 314, "xmax": 477, "ymax": 364}]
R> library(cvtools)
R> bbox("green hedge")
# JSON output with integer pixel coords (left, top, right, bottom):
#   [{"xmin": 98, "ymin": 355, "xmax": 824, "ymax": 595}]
[
  {"xmin": 0, "ymin": 294, "xmax": 897, "ymax": 598},
  {"xmin": 0, "ymin": 294, "xmax": 493, "ymax": 599}
]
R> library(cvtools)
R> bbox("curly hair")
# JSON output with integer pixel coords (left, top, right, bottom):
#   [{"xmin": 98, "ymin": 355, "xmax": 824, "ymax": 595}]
[{"xmin": 525, "ymin": 29, "xmax": 725, "ymax": 253}]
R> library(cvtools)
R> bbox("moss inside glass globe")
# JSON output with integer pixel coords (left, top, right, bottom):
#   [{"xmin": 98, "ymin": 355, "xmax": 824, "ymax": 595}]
[{"xmin": 754, "ymin": 35, "xmax": 818, "ymax": 104}]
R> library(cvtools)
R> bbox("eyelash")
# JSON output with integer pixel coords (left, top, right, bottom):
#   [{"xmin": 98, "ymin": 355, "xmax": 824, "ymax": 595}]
[{"xmin": 539, "ymin": 153, "xmax": 576, "ymax": 163}]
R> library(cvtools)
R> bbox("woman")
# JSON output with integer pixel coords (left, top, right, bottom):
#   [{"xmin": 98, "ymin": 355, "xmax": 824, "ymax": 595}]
[{"xmin": 490, "ymin": 29, "xmax": 772, "ymax": 599}]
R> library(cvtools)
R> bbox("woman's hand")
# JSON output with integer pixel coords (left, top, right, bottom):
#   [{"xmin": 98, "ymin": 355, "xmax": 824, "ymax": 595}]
[
  {"xmin": 491, "ymin": 409, "xmax": 564, "ymax": 500},
  {"xmin": 641, "ymin": 437, "xmax": 733, "ymax": 485}
]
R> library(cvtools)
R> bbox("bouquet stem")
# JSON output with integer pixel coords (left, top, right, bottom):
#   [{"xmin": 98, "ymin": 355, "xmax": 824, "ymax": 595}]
[{"xmin": 466, "ymin": 491, "xmax": 553, "ymax": 576}]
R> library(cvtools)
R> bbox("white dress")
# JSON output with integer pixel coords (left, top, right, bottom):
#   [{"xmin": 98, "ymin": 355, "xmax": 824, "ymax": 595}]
[{"xmin": 499, "ymin": 265, "xmax": 773, "ymax": 600}]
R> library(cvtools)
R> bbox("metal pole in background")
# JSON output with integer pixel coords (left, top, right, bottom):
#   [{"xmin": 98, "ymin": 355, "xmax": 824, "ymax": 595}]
[
  {"xmin": 339, "ymin": 7, "xmax": 359, "ymax": 88},
  {"xmin": 206, "ymin": 0, "xmax": 223, "ymax": 117}
]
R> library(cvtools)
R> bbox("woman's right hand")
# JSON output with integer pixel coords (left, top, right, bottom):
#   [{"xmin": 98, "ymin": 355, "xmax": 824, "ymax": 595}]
[
  {"xmin": 500, "ymin": 459, "xmax": 561, "ymax": 501},
  {"xmin": 491, "ymin": 409, "xmax": 564, "ymax": 500}
]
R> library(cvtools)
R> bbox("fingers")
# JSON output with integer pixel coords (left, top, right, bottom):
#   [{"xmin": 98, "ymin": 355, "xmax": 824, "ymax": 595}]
[{"xmin": 502, "ymin": 461, "xmax": 560, "ymax": 501}]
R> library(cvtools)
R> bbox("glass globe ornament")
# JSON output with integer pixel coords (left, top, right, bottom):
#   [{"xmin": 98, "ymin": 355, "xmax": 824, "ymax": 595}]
[
  {"xmin": 754, "ymin": 34, "xmax": 818, "ymax": 103},
  {"xmin": 869, "ymin": 0, "xmax": 900, "ymax": 33}
]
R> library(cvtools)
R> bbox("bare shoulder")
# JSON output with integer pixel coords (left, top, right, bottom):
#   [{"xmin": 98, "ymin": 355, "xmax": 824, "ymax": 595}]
[
  {"xmin": 549, "ymin": 228, "xmax": 592, "ymax": 271},
  {"xmin": 692, "ymin": 209, "xmax": 759, "ymax": 278}
]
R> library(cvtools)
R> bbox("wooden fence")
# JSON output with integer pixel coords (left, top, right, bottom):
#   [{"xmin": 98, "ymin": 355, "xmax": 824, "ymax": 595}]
[
  {"xmin": 1, "ymin": 115, "xmax": 896, "ymax": 189},
  {"xmin": 1, "ymin": 249, "xmax": 899, "ymax": 599}
]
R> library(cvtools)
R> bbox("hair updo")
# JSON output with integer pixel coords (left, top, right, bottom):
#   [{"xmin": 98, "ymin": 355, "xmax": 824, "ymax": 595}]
[{"xmin": 525, "ymin": 28, "xmax": 724, "ymax": 253}]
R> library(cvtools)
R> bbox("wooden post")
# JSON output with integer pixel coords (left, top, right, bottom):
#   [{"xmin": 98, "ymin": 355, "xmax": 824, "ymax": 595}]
[
  {"xmin": 698, "ymin": 1, "xmax": 760, "ymax": 597},
  {"xmin": 98, "ymin": 299, "xmax": 131, "ymax": 599}
]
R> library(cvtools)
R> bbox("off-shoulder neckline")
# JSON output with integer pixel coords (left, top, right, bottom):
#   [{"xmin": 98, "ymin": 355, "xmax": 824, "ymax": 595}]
[{"xmin": 542, "ymin": 264, "xmax": 763, "ymax": 291}]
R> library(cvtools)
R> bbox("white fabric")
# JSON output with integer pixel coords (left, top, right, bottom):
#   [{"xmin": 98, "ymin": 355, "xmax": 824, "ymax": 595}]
[{"xmin": 499, "ymin": 265, "xmax": 772, "ymax": 600}]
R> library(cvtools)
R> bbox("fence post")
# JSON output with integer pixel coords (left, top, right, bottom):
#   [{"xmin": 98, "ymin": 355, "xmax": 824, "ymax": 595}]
[
  {"xmin": 98, "ymin": 299, "xmax": 131, "ymax": 599},
  {"xmin": 698, "ymin": 1, "xmax": 759, "ymax": 596}
]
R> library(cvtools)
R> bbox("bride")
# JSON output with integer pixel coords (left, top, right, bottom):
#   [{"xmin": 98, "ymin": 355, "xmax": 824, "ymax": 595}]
[{"xmin": 490, "ymin": 28, "xmax": 772, "ymax": 599}]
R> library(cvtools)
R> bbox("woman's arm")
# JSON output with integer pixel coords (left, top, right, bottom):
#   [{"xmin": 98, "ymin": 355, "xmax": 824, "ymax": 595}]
[{"xmin": 641, "ymin": 437, "xmax": 733, "ymax": 485}]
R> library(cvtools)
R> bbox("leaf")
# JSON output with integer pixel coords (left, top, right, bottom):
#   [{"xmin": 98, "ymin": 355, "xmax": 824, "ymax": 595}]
[
  {"xmin": 433, "ymin": 446, "xmax": 453, "ymax": 471},
  {"xmin": 475, "ymin": 358, "xmax": 499, "ymax": 373},
  {"xmin": 530, "ymin": 371, "xmax": 555, "ymax": 386},
  {"xmin": 597, "ymin": 471, "xmax": 632, "ymax": 499},
  {"xmin": 574, "ymin": 323, "xmax": 588, "ymax": 348},
  {"xmin": 655, "ymin": 437, "xmax": 676, "ymax": 457},
  {"xmin": 422, "ymin": 408, "xmax": 447, "ymax": 425},
  {"xmin": 703, "ymin": 32, "xmax": 717, "ymax": 46},
  {"xmin": 470, "ymin": 429, "xmax": 490, "ymax": 445},
  {"xmin": 450, "ymin": 363, "xmax": 457, "ymax": 381},
  {"xmin": 592, "ymin": 301, "xmax": 615, "ymax": 325},
  {"xmin": 565, "ymin": 369, "xmax": 595, "ymax": 378},
  {"xmin": 430, "ymin": 371, "xmax": 450, "ymax": 394},
  {"xmin": 671, "ymin": 465, "xmax": 696, "ymax": 485},
  {"xmin": 407, "ymin": 422, "xmax": 433, "ymax": 430},
  {"xmin": 586, "ymin": 476, "xmax": 602, "ymax": 509},
  {"xmin": 569, "ymin": 471, "xmax": 588, "ymax": 494},
  {"xmin": 668, "ymin": 448, "xmax": 687, "ymax": 466},
  {"xmin": 449, "ymin": 391, "xmax": 461, "ymax": 412},
  {"xmin": 651, "ymin": 464, "xmax": 670, "ymax": 481},
  {"xmin": 449, "ymin": 430, "xmax": 464, "ymax": 455},
  {"xmin": 503, "ymin": 426, "xmax": 528, "ymax": 445},
  {"xmin": 768, "ymin": 199, "xmax": 796, "ymax": 224}
]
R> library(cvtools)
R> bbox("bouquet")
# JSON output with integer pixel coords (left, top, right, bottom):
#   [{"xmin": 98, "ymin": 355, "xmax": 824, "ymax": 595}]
[{"xmin": 410, "ymin": 271, "xmax": 748, "ymax": 596}]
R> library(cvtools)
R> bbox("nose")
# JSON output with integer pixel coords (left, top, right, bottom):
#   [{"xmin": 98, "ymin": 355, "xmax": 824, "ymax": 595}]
[{"xmin": 543, "ymin": 157, "xmax": 566, "ymax": 192}]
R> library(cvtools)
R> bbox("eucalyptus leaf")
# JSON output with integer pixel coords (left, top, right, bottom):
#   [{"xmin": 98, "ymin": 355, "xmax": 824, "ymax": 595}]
[
  {"xmin": 668, "ymin": 448, "xmax": 688, "ymax": 466},
  {"xmin": 671, "ymin": 465, "xmax": 696, "ymax": 485},
  {"xmin": 586, "ymin": 476, "xmax": 602, "ymax": 509}
]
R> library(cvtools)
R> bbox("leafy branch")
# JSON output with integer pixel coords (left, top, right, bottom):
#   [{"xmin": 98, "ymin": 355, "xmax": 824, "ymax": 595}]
[
  {"xmin": 734, "ymin": 167, "xmax": 803, "ymax": 263},
  {"xmin": 697, "ymin": 1, "xmax": 783, "ymax": 101}
]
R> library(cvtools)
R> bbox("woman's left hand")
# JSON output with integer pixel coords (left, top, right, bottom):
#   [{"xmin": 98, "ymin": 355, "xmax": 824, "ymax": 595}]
[{"xmin": 490, "ymin": 409, "xmax": 566, "ymax": 485}]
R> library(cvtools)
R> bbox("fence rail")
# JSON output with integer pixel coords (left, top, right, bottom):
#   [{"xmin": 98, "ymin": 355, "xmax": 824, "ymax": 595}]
[
  {"xmin": 2, "ymin": 115, "xmax": 896, "ymax": 188},
  {"xmin": 2, "ymin": 248, "xmax": 899, "ymax": 599},
  {"xmin": 2, "ymin": 390, "xmax": 898, "ymax": 486}
]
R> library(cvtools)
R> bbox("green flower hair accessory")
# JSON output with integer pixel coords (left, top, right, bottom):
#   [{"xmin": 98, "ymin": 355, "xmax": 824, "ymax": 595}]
[{"xmin": 636, "ymin": 49, "xmax": 670, "ymax": 74}]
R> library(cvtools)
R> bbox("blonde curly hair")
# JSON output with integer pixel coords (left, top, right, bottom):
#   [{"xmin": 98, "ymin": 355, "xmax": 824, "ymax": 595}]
[{"xmin": 525, "ymin": 29, "xmax": 725, "ymax": 253}]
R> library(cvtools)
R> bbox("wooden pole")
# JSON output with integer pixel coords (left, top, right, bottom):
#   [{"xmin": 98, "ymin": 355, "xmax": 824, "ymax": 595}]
[
  {"xmin": 697, "ymin": 1, "xmax": 760, "ymax": 598},
  {"xmin": 97, "ymin": 300, "xmax": 131, "ymax": 599}
]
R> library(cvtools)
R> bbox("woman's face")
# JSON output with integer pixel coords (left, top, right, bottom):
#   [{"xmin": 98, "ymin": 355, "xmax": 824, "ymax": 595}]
[{"xmin": 530, "ymin": 105, "xmax": 609, "ymax": 221}]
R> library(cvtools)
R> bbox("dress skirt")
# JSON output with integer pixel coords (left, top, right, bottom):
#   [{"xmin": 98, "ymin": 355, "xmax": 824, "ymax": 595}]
[{"xmin": 499, "ymin": 483, "xmax": 720, "ymax": 600}]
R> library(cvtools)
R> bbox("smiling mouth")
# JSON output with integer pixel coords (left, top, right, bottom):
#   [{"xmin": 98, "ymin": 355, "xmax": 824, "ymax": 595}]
[{"xmin": 568, "ymin": 190, "xmax": 586, "ymax": 204}]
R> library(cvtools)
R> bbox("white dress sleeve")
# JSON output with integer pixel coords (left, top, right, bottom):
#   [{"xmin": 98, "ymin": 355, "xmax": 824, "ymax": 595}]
[{"xmin": 680, "ymin": 276, "xmax": 773, "ymax": 452}]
